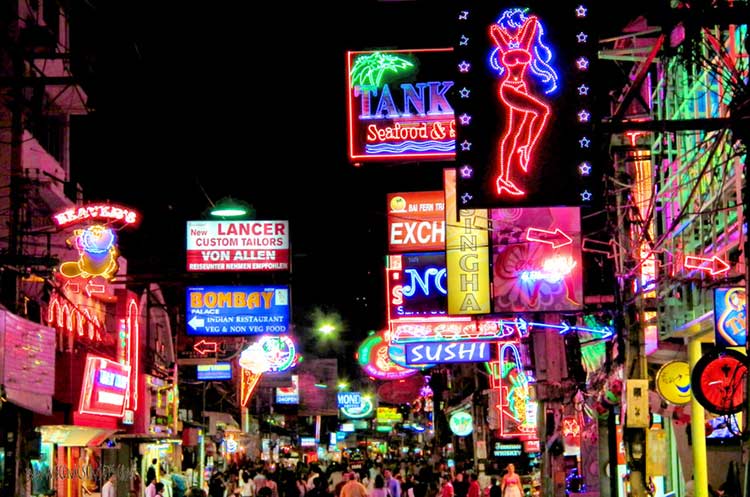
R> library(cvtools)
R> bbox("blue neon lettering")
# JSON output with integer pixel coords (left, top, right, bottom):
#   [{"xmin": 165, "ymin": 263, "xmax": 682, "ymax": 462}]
[
  {"xmin": 358, "ymin": 85, "xmax": 378, "ymax": 118},
  {"xmin": 375, "ymin": 84, "xmax": 399, "ymax": 118},
  {"xmin": 402, "ymin": 83, "xmax": 427, "ymax": 116},
  {"xmin": 402, "ymin": 267, "xmax": 447, "ymax": 297},
  {"xmin": 359, "ymin": 82, "xmax": 455, "ymax": 119},
  {"xmin": 426, "ymin": 81, "xmax": 454, "ymax": 114}
]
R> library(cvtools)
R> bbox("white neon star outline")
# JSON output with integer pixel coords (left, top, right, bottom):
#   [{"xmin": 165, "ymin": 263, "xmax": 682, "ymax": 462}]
[
  {"xmin": 460, "ymin": 35, "xmax": 469, "ymax": 46},
  {"xmin": 460, "ymin": 140, "xmax": 472, "ymax": 151},
  {"xmin": 458, "ymin": 10, "xmax": 469, "ymax": 20},
  {"xmin": 580, "ymin": 190, "xmax": 592, "ymax": 201},
  {"xmin": 578, "ymin": 84, "xmax": 590, "ymax": 96},
  {"xmin": 578, "ymin": 162, "xmax": 592, "ymax": 175},
  {"xmin": 461, "ymin": 193, "xmax": 473, "ymax": 204},
  {"xmin": 460, "ymin": 165, "xmax": 473, "ymax": 178},
  {"xmin": 576, "ymin": 57, "xmax": 589, "ymax": 70},
  {"xmin": 576, "ymin": 5, "xmax": 587, "ymax": 17},
  {"xmin": 459, "ymin": 88, "xmax": 471, "ymax": 98},
  {"xmin": 579, "ymin": 137, "xmax": 591, "ymax": 148},
  {"xmin": 576, "ymin": 32, "xmax": 588, "ymax": 43},
  {"xmin": 459, "ymin": 113, "xmax": 472, "ymax": 125},
  {"xmin": 458, "ymin": 61, "xmax": 471, "ymax": 73},
  {"xmin": 577, "ymin": 109, "xmax": 590, "ymax": 122}
]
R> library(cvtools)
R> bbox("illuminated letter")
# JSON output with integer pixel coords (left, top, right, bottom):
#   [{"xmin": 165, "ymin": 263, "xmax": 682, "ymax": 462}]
[
  {"xmin": 427, "ymin": 82, "xmax": 454, "ymax": 115},
  {"xmin": 411, "ymin": 345, "xmax": 424, "ymax": 363},
  {"xmin": 261, "ymin": 291, "xmax": 275, "ymax": 309},
  {"xmin": 460, "ymin": 293, "xmax": 483, "ymax": 312},
  {"xmin": 359, "ymin": 85, "xmax": 378, "ymax": 118},
  {"xmin": 402, "ymin": 83, "xmax": 427, "ymax": 116},
  {"xmin": 217, "ymin": 292, "xmax": 232, "ymax": 308},
  {"xmin": 425, "ymin": 344, "xmax": 441, "ymax": 362},
  {"xmin": 375, "ymin": 84, "xmax": 399, "ymax": 118},
  {"xmin": 246, "ymin": 292, "xmax": 261, "ymax": 309},
  {"xmin": 444, "ymin": 343, "xmax": 457, "ymax": 361},
  {"xmin": 191, "ymin": 293, "xmax": 203, "ymax": 308},
  {"xmin": 459, "ymin": 254, "xmax": 478, "ymax": 272},
  {"xmin": 234, "ymin": 293, "xmax": 245, "ymax": 308}
]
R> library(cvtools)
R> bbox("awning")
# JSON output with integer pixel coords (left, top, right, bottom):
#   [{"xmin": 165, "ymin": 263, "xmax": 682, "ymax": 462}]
[{"xmin": 39, "ymin": 425, "xmax": 119, "ymax": 447}]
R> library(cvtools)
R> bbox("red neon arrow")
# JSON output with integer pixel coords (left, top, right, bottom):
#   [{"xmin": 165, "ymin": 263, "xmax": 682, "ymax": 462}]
[
  {"xmin": 526, "ymin": 227, "xmax": 573, "ymax": 249},
  {"xmin": 193, "ymin": 339, "xmax": 218, "ymax": 356},
  {"xmin": 64, "ymin": 280, "xmax": 80, "ymax": 293},
  {"xmin": 684, "ymin": 255, "xmax": 730, "ymax": 276},
  {"xmin": 85, "ymin": 281, "xmax": 105, "ymax": 297}
]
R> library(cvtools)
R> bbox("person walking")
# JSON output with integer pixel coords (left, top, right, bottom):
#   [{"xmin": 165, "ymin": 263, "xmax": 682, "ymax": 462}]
[{"xmin": 501, "ymin": 465, "xmax": 523, "ymax": 497}]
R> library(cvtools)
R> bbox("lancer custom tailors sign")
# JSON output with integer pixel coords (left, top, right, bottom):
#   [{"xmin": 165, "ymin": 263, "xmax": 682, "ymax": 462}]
[
  {"xmin": 186, "ymin": 286, "xmax": 290, "ymax": 336},
  {"xmin": 347, "ymin": 48, "xmax": 455, "ymax": 162},
  {"xmin": 186, "ymin": 220, "xmax": 289, "ymax": 272}
]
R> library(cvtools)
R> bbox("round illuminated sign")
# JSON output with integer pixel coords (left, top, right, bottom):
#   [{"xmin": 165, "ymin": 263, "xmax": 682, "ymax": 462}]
[
  {"xmin": 257, "ymin": 335, "xmax": 297, "ymax": 372},
  {"xmin": 655, "ymin": 361, "xmax": 691, "ymax": 405},
  {"xmin": 691, "ymin": 348, "xmax": 747, "ymax": 415},
  {"xmin": 238, "ymin": 343, "xmax": 271, "ymax": 373},
  {"xmin": 449, "ymin": 411, "xmax": 474, "ymax": 436}
]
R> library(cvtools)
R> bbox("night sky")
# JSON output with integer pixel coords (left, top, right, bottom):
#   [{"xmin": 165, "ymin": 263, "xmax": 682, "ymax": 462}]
[{"xmin": 67, "ymin": 0, "xmax": 656, "ymax": 356}]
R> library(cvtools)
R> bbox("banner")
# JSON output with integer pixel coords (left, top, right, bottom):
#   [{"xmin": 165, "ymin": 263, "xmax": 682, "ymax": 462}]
[
  {"xmin": 387, "ymin": 191, "xmax": 445, "ymax": 252},
  {"xmin": 444, "ymin": 169, "xmax": 490, "ymax": 314}
]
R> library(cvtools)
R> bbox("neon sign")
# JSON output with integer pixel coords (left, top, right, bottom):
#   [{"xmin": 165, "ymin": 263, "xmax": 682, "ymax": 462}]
[
  {"xmin": 388, "ymin": 253, "xmax": 447, "ymax": 318},
  {"xmin": 337, "ymin": 392, "xmax": 362, "ymax": 408},
  {"xmin": 455, "ymin": 4, "xmax": 583, "ymax": 208},
  {"xmin": 347, "ymin": 49, "xmax": 456, "ymax": 162},
  {"xmin": 356, "ymin": 331, "xmax": 417, "ymax": 381},
  {"xmin": 491, "ymin": 207, "xmax": 583, "ymax": 312},
  {"xmin": 79, "ymin": 355, "xmax": 131, "ymax": 417},
  {"xmin": 60, "ymin": 225, "xmax": 120, "ymax": 280},
  {"xmin": 387, "ymin": 191, "xmax": 446, "ymax": 253},
  {"xmin": 685, "ymin": 255, "xmax": 731, "ymax": 275},
  {"xmin": 47, "ymin": 294, "xmax": 104, "ymax": 343},
  {"xmin": 495, "ymin": 342, "xmax": 536, "ymax": 439},
  {"xmin": 405, "ymin": 341, "xmax": 491, "ymax": 364},
  {"xmin": 53, "ymin": 203, "xmax": 139, "ymax": 228},
  {"xmin": 340, "ymin": 395, "xmax": 375, "ymax": 419}
]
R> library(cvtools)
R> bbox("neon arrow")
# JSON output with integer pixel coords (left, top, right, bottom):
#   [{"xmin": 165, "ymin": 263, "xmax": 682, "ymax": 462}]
[
  {"xmin": 193, "ymin": 339, "xmax": 218, "ymax": 356},
  {"xmin": 188, "ymin": 316, "xmax": 205, "ymax": 330},
  {"xmin": 516, "ymin": 318, "xmax": 613, "ymax": 338},
  {"xmin": 85, "ymin": 281, "xmax": 105, "ymax": 297},
  {"xmin": 526, "ymin": 228, "xmax": 573, "ymax": 249},
  {"xmin": 64, "ymin": 280, "xmax": 80, "ymax": 293},
  {"xmin": 684, "ymin": 255, "xmax": 730, "ymax": 275}
]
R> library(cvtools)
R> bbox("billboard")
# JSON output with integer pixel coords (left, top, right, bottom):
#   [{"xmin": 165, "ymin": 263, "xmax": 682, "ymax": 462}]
[
  {"xmin": 346, "ymin": 48, "xmax": 455, "ymax": 162},
  {"xmin": 491, "ymin": 207, "xmax": 583, "ymax": 312},
  {"xmin": 387, "ymin": 252, "xmax": 447, "ymax": 319},
  {"xmin": 444, "ymin": 169, "xmax": 491, "ymax": 314},
  {"xmin": 186, "ymin": 220, "xmax": 289, "ymax": 272},
  {"xmin": 276, "ymin": 375, "xmax": 300, "ymax": 405},
  {"xmin": 79, "ymin": 355, "xmax": 131, "ymax": 418},
  {"xmin": 714, "ymin": 287, "xmax": 746, "ymax": 347},
  {"xmin": 387, "ymin": 191, "xmax": 445, "ymax": 252},
  {"xmin": 454, "ymin": 2, "xmax": 588, "ymax": 208},
  {"xmin": 196, "ymin": 363, "xmax": 232, "ymax": 381},
  {"xmin": 186, "ymin": 286, "xmax": 290, "ymax": 336}
]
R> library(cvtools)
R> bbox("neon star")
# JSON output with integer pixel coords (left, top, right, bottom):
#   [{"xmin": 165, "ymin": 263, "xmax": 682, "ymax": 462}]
[
  {"xmin": 578, "ymin": 162, "xmax": 592, "ymax": 175},
  {"xmin": 459, "ymin": 88, "xmax": 471, "ymax": 98},
  {"xmin": 578, "ymin": 84, "xmax": 590, "ymax": 95},
  {"xmin": 461, "ymin": 140, "xmax": 472, "ymax": 151},
  {"xmin": 460, "ymin": 165, "xmax": 473, "ymax": 178},
  {"xmin": 461, "ymin": 193, "xmax": 473, "ymax": 204},
  {"xmin": 580, "ymin": 190, "xmax": 592, "ymax": 201},
  {"xmin": 576, "ymin": 5, "xmax": 587, "ymax": 17},
  {"xmin": 579, "ymin": 137, "xmax": 590, "ymax": 148},
  {"xmin": 458, "ymin": 10, "xmax": 469, "ymax": 20},
  {"xmin": 458, "ymin": 61, "xmax": 471, "ymax": 73},
  {"xmin": 459, "ymin": 113, "xmax": 472, "ymax": 125},
  {"xmin": 576, "ymin": 32, "xmax": 588, "ymax": 43},
  {"xmin": 460, "ymin": 35, "xmax": 469, "ymax": 46},
  {"xmin": 577, "ymin": 109, "xmax": 590, "ymax": 122},
  {"xmin": 576, "ymin": 57, "xmax": 589, "ymax": 70}
]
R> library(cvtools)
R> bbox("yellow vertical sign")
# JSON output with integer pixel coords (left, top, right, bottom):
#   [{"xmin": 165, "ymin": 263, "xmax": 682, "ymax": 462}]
[{"xmin": 444, "ymin": 169, "xmax": 491, "ymax": 314}]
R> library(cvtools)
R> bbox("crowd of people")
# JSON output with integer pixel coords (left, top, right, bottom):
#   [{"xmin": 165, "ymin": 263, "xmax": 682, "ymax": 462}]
[{"xmin": 188, "ymin": 458, "xmax": 525, "ymax": 497}]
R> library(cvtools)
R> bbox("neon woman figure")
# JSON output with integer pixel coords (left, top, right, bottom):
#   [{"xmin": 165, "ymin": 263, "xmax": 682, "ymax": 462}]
[{"xmin": 489, "ymin": 8, "xmax": 559, "ymax": 196}]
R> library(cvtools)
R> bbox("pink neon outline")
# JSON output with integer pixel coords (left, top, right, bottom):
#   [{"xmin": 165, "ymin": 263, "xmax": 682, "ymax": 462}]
[
  {"xmin": 78, "ymin": 355, "xmax": 131, "ymax": 418},
  {"xmin": 684, "ymin": 255, "xmax": 730, "ymax": 275},
  {"xmin": 127, "ymin": 299, "xmax": 139, "ymax": 411},
  {"xmin": 525, "ymin": 227, "xmax": 573, "ymax": 249},
  {"xmin": 489, "ymin": 19, "xmax": 551, "ymax": 197},
  {"xmin": 47, "ymin": 295, "xmax": 104, "ymax": 343},
  {"xmin": 346, "ymin": 48, "xmax": 456, "ymax": 162}
]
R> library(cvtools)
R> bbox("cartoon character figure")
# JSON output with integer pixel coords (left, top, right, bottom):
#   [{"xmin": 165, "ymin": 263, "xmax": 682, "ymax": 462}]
[
  {"xmin": 60, "ymin": 224, "xmax": 119, "ymax": 280},
  {"xmin": 489, "ymin": 8, "xmax": 558, "ymax": 196}
]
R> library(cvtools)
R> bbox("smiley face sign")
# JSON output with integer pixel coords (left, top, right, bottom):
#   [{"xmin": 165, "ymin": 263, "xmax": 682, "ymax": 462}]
[{"xmin": 655, "ymin": 361, "xmax": 692, "ymax": 405}]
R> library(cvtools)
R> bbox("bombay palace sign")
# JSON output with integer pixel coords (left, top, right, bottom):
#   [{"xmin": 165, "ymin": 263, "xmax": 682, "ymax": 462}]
[{"xmin": 346, "ymin": 48, "xmax": 455, "ymax": 163}]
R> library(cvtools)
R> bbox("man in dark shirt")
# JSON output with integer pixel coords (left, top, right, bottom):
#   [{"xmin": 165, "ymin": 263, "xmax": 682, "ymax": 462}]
[
  {"xmin": 453, "ymin": 473, "xmax": 469, "ymax": 497},
  {"xmin": 147, "ymin": 458, "xmax": 158, "ymax": 486},
  {"xmin": 489, "ymin": 478, "xmax": 502, "ymax": 497}
]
